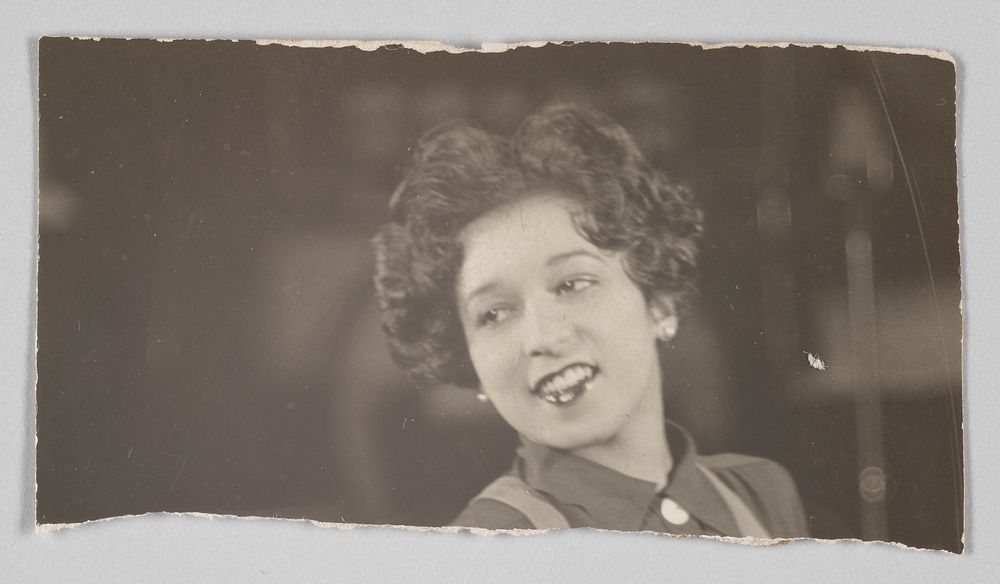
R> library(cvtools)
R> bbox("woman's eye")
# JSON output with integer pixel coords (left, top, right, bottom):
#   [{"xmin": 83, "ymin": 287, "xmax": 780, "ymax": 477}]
[
  {"xmin": 479, "ymin": 307, "xmax": 512, "ymax": 327},
  {"xmin": 556, "ymin": 278, "xmax": 595, "ymax": 294}
]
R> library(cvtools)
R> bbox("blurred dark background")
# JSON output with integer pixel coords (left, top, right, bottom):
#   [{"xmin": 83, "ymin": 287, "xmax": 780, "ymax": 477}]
[{"xmin": 36, "ymin": 39, "xmax": 962, "ymax": 551}]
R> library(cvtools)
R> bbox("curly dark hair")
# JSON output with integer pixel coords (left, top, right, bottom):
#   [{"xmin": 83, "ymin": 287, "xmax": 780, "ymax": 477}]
[{"xmin": 373, "ymin": 103, "xmax": 703, "ymax": 389}]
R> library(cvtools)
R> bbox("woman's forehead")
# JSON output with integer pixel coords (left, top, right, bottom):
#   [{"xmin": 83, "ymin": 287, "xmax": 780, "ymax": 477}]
[
  {"xmin": 460, "ymin": 195, "xmax": 585, "ymax": 254},
  {"xmin": 456, "ymin": 195, "xmax": 604, "ymax": 293}
]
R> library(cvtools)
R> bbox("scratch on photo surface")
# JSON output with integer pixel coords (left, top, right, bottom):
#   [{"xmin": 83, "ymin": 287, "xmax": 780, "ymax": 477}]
[{"xmin": 163, "ymin": 452, "xmax": 188, "ymax": 491}]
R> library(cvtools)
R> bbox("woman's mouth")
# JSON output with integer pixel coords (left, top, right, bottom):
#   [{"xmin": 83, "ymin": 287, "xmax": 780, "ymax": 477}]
[{"xmin": 532, "ymin": 364, "xmax": 598, "ymax": 405}]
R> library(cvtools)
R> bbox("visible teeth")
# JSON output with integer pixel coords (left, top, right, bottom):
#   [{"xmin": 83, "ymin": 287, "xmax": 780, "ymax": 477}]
[{"xmin": 536, "ymin": 365, "xmax": 596, "ymax": 404}]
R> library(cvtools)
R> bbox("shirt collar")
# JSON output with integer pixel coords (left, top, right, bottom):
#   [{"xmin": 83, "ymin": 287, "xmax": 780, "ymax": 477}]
[
  {"xmin": 514, "ymin": 421, "xmax": 740, "ymax": 534},
  {"xmin": 662, "ymin": 424, "xmax": 741, "ymax": 536}
]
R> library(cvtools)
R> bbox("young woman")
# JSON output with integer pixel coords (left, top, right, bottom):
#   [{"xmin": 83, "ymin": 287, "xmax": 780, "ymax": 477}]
[{"xmin": 373, "ymin": 104, "xmax": 808, "ymax": 538}]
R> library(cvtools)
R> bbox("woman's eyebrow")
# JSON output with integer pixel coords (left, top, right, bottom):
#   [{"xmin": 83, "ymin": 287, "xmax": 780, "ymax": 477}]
[
  {"xmin": 461, "ymin": 250, "xmax": 603, "ymax": 305},
  {"xmin": 545, "ymin": 249, "xmax": 606, "ymax": 267},
  {"xmin": 461, "ymin": 281, "xmax": 500, "ymax": 306}
]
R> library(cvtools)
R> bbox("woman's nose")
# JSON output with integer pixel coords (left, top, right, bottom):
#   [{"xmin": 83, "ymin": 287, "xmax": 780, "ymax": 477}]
[{"xmin": 522, "ymin": 304, "xmax": 574, "ymax": 357}]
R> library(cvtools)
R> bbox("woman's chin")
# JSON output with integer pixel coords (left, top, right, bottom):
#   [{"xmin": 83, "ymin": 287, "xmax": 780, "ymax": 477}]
[{"xmin": 524, "ymin": 424, "xmax": 618, "ymax": 453}]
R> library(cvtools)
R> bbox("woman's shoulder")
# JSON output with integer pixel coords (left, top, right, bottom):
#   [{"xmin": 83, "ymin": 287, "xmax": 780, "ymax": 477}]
[
  {"xmin": 696, "ymin": 451, "xmax": 794, "ymax": 481},
  {"xmin": 449, "ymin": 473, "xmax": 571, "ymax": 530},
  {"xmin": 695, "ymin": 452, "xmax": 810, "ymax": 538},
  {"xmin": 449, "ymin": 496, "xmax": 535, "ymax": 530}
]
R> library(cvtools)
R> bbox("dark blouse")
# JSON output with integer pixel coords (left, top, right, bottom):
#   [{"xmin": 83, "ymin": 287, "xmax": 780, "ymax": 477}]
[{"xmin": 451, "ymin": 422, "xmax": 809, "ymax": 537}]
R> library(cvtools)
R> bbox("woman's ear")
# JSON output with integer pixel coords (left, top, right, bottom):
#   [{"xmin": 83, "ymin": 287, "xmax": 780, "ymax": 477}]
[{"xmin": 648, "ymin": 294, "xmax": 679, "ymax": 341}]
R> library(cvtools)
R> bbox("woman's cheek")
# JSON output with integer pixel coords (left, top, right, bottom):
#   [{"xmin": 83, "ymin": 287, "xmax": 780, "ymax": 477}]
[
  {"xmin": 469, "ymin": 334, "xmax": 508, "ymax": 388},
  {"xmin": 491, "ymin": 331, "xmax": 525, "ymax": 394}
]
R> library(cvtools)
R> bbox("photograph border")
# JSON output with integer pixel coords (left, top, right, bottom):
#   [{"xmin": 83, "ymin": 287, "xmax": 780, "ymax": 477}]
[{"xmin": 4, "ymin": 1, "xmax": 996, "ymax": 582}]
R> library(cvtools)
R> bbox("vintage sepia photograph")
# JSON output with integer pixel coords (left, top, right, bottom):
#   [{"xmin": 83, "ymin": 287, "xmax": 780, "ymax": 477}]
[{"xmin": 36, "ymin": 37, "xmax": 962, "ymax": 551}]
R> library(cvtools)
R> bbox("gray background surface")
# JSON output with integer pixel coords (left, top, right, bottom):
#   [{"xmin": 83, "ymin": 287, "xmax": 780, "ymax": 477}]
[{"xmin": 4, "ymin": 1, "xmax": 997, "ymax": 581}]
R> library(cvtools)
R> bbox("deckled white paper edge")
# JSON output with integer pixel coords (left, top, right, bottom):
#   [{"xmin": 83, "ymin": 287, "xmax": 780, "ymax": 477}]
[
  {"xmin": 54, "ymin": 37, "xmax": 955, "ymax": 63},
  {"xmin": 37, "ymin": 510, "xmax": 956, "ymax": 554}
]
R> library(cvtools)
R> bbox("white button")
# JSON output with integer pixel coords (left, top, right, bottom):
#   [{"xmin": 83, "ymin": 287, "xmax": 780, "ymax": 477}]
[{"xmin": 659, "ymin": 497, "xmax": 690, "ymax": 525}]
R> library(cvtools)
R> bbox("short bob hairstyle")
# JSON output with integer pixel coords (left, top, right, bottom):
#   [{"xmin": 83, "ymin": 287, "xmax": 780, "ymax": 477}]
[{"xmin": 373, "ymin": 103, "xmax": 703, "ymax": 389}]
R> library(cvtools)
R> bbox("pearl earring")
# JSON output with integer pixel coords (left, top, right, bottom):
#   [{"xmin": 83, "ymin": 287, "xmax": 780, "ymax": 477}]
[{"xmin": 476, "ymin": 392, "xmax": 490, "ymax": 403}]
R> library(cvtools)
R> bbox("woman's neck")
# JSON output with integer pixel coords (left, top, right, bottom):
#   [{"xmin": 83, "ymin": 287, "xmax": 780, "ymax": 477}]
[{"xmin": 569, "ymin": 391, "xmax": 673, "ymax": 489}]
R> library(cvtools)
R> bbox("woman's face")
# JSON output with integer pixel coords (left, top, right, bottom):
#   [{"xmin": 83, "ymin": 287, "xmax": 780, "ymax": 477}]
[{"xmin": 456, "ymin": 195, "xmax": 676, "ymax": 452}]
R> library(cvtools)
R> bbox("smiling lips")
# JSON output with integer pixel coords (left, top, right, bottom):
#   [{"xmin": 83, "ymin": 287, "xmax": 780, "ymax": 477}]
[{"xmin": 532, "ymin": 364, "xmax": 598, "ymax": 405}]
